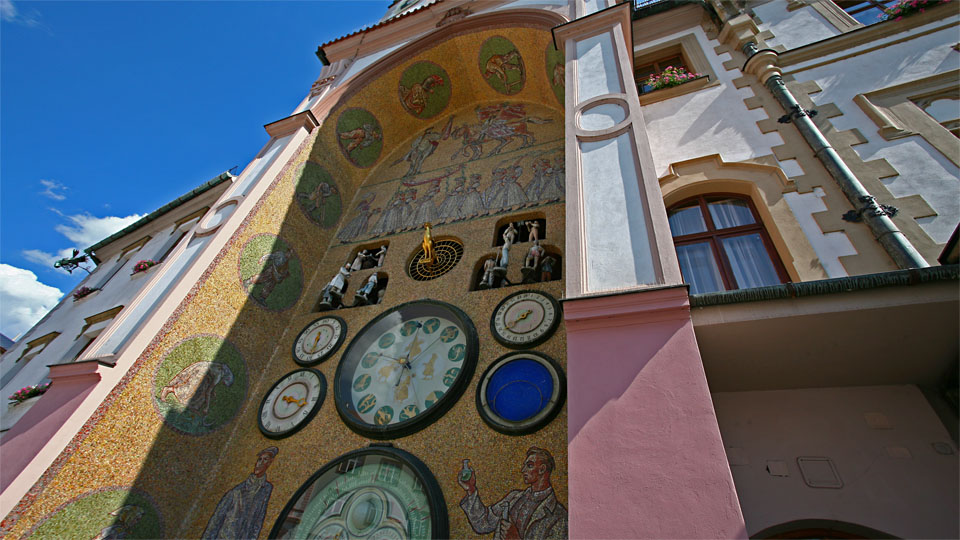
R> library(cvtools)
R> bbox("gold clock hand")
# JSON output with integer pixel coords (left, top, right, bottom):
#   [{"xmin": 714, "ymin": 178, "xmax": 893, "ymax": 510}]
[
  {"xmin": 282, "ymin": 395, "xmax": 307, "ymax": 408},
  {"xmin": 506, "ymin": 309, "xmax": 533, "ymax": 329}
]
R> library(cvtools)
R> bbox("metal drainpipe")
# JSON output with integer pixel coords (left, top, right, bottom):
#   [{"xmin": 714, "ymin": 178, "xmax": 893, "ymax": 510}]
[{"xmin": 742, "ymin": 42, "xmax": 929, "ymax": 270}]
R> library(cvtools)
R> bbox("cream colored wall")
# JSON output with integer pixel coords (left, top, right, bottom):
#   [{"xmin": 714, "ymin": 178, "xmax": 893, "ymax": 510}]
[{"xmin": 714, "ymin": 385, "xmax": 959, "ymax": 539}]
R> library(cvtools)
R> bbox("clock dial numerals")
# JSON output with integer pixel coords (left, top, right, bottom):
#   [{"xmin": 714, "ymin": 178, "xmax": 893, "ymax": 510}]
[
  {"xmin": 490, "ymin": 291, "xmax": 561, "ymax": 349},
  {"xmin": 293, "ymin": 317, "xmax": 346, "ymax": 365},
  {"xmin": 269, "ymin": 447, "xmax": 448, "ymax": 540},
  {"xmin": 258, "ymin": 369, "xmax": 326, "ymax": 439},
  {"xmin": 334, "ymin": 301, "xmax": 478, "ymax": 439}
]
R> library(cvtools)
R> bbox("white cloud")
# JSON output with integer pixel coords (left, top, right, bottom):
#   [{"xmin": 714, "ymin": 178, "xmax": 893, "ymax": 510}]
[
  {"xmin": 54, "ymin": 213, "xmax": 144, "ymax": 248},
  {"xmin": 39, "ymin": 179, "xmax": 67, "ymax": 201},
  {"xmin": 0, "ymin": 0, "xmax": 41, "ymax": 27},
  {"xmin": 0, "ymin": 264, "xmax": 63, "ymax": 339},
  {"xmin": 22, "ymin": 248, "xmax": 77, "ymax": 268}
]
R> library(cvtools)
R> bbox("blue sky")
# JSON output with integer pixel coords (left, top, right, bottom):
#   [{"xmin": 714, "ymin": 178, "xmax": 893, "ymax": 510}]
[{"xmin": 0, "ymin": 0, "xmax": 387, "ymax": 338}]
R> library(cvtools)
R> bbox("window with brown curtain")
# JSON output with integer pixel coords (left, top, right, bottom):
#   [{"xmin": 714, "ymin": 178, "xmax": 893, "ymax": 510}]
[{"xmin": 667, "ymin": 194, "xmax": 789, "ymax": 294}]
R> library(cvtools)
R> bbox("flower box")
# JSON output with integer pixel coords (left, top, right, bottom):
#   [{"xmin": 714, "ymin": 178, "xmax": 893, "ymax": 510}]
[
  {"xmin": 131, "ymin": 259, "xmax": 158, "ymax": 276},
  {"xmin": 72, "ymin": 286, "xmax": 100, "ymax": 302},
  {"xmin": 881, "ymin": 0, "xmax": 952, "ymax": 21},
  {"xmin": 8, "ymin": 382, "xmax": 51, "ymax": 405}
]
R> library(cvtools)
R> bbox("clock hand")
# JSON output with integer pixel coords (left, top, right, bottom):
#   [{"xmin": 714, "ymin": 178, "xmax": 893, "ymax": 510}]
[
  {"xmin": 403, "ymin": 322, "xmax": 424, "ymax": 362},
  {"xmin": 506, "ymin": 310, "xmax": 533, "ymax": 329},
  {"xmin": 282, "ymin": 395, "xmax": 307, "ymax": 408},
  {"xmin": 377, "ymin": 352, "xmax": 403, "ymax": 363},
  {"xmin": 408, "ymin": 335, "xmax": 445, "ymax": 368}
]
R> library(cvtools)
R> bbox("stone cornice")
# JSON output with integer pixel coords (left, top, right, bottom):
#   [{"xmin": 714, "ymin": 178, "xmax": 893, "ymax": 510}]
[
  {"xmin": 264, "ymin": 110, "xmax": 319, "ymax": 138},
  {"xmin": 779, "ymin": 5, "xmax": 958, "ymax": 69}
]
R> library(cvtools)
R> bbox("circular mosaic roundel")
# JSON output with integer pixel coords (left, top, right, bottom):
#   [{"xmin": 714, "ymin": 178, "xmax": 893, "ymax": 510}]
[
  {"xmin": 336, "ymin": 107, "xmax": 383, "ymax": 168},
  {"xmin": 153, "ymin": 335, "xmax": 247, "ymax": 436},
  {"xmin": 407, "ymin": 239, "xmax": 463, "ymax": 281},
  {"xmin": 238, "ymin": 233, "xmax": 303, "ymax": 311},
  {"xmin": 399, "ymin": 61, "xmax": 452, "ymax": 119},
  {"xmin": 545, "ymin": 42, "xmax": 565, "ymax": 105},
  {"xmin": 269, "ymin": 446, "xmax": 448, "ymax": 539},
  {"xmin": 24, "ymin": 487, "xmax": 163, "ymax": 539},
  {"xmin": 478, "ymin": 36, "xmax": 525, "ymax": 95},
  {"xmin": 476, "ymin": 351, "xmax": 565, "ymax": 436},
  {"xmin": 294, "ymin": 161, "xmax": 342, "ymax": 228}
]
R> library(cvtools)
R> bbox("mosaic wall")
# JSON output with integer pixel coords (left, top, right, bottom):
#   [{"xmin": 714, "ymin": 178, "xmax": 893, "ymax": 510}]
[{"xmin": 3, "ymin": 23, "xmax": 566, "ymax": 540}]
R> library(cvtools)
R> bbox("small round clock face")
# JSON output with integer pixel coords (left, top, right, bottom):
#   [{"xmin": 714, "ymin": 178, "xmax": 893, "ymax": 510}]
[
  {"xmin": 490, "ymin": 290, "xmax": 561, "ymax": 348},
  {"xmin": 334, "ymin": 300, "xmax": 478, "ymax": 439},
  {"xmin": 269, "ymin": 446, "xmax": 448, "ymax": 540},
  {"xmin": 258, "ymin": 368, "xmax": 326, "ymax": 439},
  {"xmin": 477, "ymin": 351, "xmax": 566, "ymax": 435},
  {"xmin": 293, "ymin": 316, "xmax": 346, "ymax": 365}
]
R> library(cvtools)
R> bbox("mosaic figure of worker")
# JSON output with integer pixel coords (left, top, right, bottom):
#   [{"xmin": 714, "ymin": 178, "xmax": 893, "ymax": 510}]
[
  {"xmin": 458, "ymin": 447, "xmax": 568, "ymax": 540},
  {"xmin": 202, "ymin": 446, "xmax": 278, "ymax": 539}
]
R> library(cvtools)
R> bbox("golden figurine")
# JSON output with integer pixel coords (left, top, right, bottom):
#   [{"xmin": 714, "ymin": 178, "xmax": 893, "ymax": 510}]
[{"xmin": 422, "ymin": 222, "xmax": 436, "ymax": 266}]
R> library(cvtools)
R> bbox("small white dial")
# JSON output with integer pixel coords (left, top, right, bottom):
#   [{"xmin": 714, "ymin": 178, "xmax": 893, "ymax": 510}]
[
  {"xmin": 259, "ymin": 368, "xmax": 326, "ymax": 439},
  {"xmin": 293, "ymin": 316, "xmax": 346, "ymax": 365},
  {"xmin": 491, "ymin": 290, "xmax": 560, "ymax": 348}
]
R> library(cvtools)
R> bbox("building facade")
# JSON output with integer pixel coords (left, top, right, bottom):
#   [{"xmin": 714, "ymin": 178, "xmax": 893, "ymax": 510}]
[{"xmin": 1, "ymin": 0, "xmax": 957, "ymax": 538}]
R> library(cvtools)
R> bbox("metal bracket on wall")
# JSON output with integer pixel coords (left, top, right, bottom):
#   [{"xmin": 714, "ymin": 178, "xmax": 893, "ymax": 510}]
[
  {"xmin": 842, "ymin": 195, "xmax": 899, "ymax": 222},
  {"xmin": 778, "ymin": 104, "xmax": 819, "ymax": 124}
]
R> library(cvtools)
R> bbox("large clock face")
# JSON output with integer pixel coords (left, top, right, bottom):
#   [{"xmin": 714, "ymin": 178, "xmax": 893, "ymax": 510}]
[
  {"xmin": 258, "ymin": 368, "xmax": 326, "ymax": 439},
  {"xmin": 490, "ymin": 290, "xmax": 561, "ymax": 349},
  {"xmin": 334, "ymin": 300, "xmax": 478, "ymax": 439},
  {"xmin": 293, "ymin": 316, "xmax": 346, "ymax": 365},
  {"xmin": 269, "ymin": 446, "xmax": 448, "ymax": 540}
]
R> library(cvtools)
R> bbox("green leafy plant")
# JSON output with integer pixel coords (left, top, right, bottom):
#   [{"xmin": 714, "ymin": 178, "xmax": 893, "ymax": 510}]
[
  {"xmin": 9, "ymin": 382, "xmax": 51, "ymax": 405},
  {"xmin": 646, "ymin": 66, "xmax": 703, "ymax": 91}
]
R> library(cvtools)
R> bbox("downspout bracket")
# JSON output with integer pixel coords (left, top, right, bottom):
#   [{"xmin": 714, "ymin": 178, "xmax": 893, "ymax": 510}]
[
  {"xmin": 842, "ymin": 195, "xmax": 899, "ymax": 222},
  {"xmin": 778, "ymin": 104, "xmax": 818, "ymax": 124}
]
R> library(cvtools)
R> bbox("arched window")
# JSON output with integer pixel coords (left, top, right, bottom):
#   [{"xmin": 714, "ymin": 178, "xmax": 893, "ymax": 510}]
[{"xmin": 667, "ymin": 194, "xmax": 789, "ymax": 294}]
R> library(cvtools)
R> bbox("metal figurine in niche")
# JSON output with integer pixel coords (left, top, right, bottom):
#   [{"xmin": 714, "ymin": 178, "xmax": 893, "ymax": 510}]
[
  {"xmin": 354, "ymin": 273, "xmax": 381, "ymax": 306},
  {"xmin": 318, "ymin": 262, "xmax": 351, "ymax": 310}
]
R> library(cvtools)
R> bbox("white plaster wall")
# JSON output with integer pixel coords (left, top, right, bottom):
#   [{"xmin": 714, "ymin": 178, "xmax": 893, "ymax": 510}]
[
  {"xmin": 641, "ymin": 27, "xmax": 785, "ymax": 178},
  {"xmin": 753, "ymin": 2, "xmax": 842, "ymax": 51},
  {"xmin": 793, "ymin": 20, "xmax": 960, "ymax": 247},
  {"xmin": 783, "ymin": 187, "xmax": 857, "ymax": 277},
  {"xmin": 714, "ymin": 385, "xmax": 959, "ymax": 539},
  {"xmin": 0, "ymin": 196, "xmax": 223, "ymax": 431}
]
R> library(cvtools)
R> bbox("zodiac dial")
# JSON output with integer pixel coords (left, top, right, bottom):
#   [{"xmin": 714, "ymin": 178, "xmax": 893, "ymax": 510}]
[
  {"xmin": 490, "ymin": 290, "xmax": 561, "ymax": 348},
  {"xmin": 258, "ymin": 368, "xmax": 326, "ymax": 439},
  {"xmin": 269, "ymin": 446, "xmax": 448, "ymax": 540},
  {"xmin": 334, "ymin": 300, "xmax": 478, "ymax": 439},
  {"xmin": 293, "ymin": 316, "xmax": 346, "ymax": 365}
]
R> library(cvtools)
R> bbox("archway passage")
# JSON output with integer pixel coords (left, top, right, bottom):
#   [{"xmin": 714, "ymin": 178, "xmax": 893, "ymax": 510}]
[{"xmin": 753, "ymin": 519, "xmax": 899, "ymax": 539}]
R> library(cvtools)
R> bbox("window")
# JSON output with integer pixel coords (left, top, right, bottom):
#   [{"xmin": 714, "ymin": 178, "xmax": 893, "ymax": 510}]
[
  {"xmin": 667, "ymin": 195, "xmax": 788, "ymax": 294},
  {"xmin": 834, "ymin": 0, "xmax": 896, "ymax": 25},
  {"xmin": 632, "ymin": 34, "xmax": 717, "ymax": 106},
  {"xmin": 635, "ymin": 54, "xmax": 688, "ymax": 94}
]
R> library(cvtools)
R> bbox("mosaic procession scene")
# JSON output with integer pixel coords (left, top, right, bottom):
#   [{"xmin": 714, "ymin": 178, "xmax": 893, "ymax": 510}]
[{"xmin": 2, "ymin": 20, "xmax": 569, "ymax": 540}]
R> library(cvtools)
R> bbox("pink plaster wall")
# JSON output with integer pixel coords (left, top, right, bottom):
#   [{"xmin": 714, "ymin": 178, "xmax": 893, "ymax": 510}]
[
  {"xmin": 565, "ymin": 286, "xmax": 746, "ymax": 539},
  {"xmin": 0, "ymin": 366, "xmax": 101, "ymax": 492}
]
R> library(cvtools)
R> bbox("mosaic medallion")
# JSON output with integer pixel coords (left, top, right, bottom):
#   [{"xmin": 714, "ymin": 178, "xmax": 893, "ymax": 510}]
[
  {"xmin": 239, "ymin": 233, "xmax": 303, "ymax": 311},
  {"xmin": 153, "ymin": 335, "xmax": 247, "ymax": 436},
  {"xmin": 545, "ymin": 43, "xmax": 565, "ymax": 105},
  {"xmin": 294, "ymin": 161, "xmax": 342, "ymax": 228},
  {"xmin": 478, "ymin": 36, "xmax": 525, "ymax": 95},
  {"xmin": 24, "ymin": 487, "xmax": 162, "ymax": 539},
  {"xmin": 336, "ymin": 107, "xmax": 383, "ymax": 168},
  {"xmin": 399, "ymin": 61, "xmax": 452, "ymax": 119}
]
